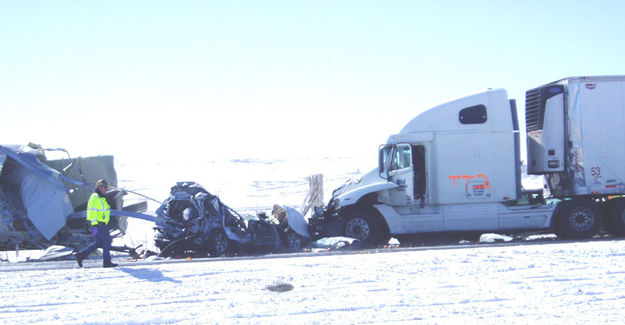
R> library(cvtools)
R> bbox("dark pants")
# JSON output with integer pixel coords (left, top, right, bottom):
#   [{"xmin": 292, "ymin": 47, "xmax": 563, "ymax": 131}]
[{"xmin": 78, "ymin": 224, "xmax": 112, "ymax": 265}]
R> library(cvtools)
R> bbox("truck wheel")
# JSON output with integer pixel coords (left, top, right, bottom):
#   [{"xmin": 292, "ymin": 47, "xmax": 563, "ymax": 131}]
[
  {"xmin": 604, "ymin": 198, "xmax": 625, "ymax": 236},
  {"xmin": 207, "ymin": 229, "xmax": 229, "ymax": 257},
  {"xmin": 343, "ymin": 208, "xmax": 388, "ymax": 247},
  {"xmin": 556, "ymin": 199, "xmax": 601, "ymax": 239}
]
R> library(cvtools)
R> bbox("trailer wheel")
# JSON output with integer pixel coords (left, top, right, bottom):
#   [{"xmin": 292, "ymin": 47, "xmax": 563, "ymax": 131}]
[
  {"xmin": 343, "ymin": 208, "xmax": 389, "ymax": 247},
  {"xmin": 207, "ymin": 229, "xmax": 230, "ymax": 257},
  {"xmin": 556, "ymin": 199, "xmax": 601, "ymax": 239},
  {"xmin": 604, "ymin": 198, "xmax": 625, "ymax": 236}
]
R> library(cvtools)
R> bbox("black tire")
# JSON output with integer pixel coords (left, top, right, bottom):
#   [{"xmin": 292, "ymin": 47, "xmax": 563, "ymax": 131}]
[
  {"xmin": 283, "ymin": 230, "xmax": 307, "ymax": 251},
  {"xmin": 343, "ymin": 207, "xmax": 389, "ymax": 247},
  {"xmin": 555, "ymin": 199, "xmax": 602, "ymax": 239},
  {"xmin": 207, "ymin": 229, "xmax": 230, "ymax": 257},
  {"xmin": 604, "ymin": 198, "xmax": 625, "ymax": 236},
  {"xmin": 155, "ymin": 239, "xmax": 183, "ymax": 258}
]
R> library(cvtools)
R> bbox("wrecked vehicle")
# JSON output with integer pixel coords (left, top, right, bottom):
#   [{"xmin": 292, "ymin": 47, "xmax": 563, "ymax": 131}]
[
  {"xmin": 154, "ymin": 182, "xmax": 310, "ymax": 257},
  {"xmin": 0, "ymin": 143, "xmax": 147, "ymax": 253}
]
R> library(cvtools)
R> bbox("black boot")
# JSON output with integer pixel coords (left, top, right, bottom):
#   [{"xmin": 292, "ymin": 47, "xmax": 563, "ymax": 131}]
[
  {"xmin": 103, "ymin": 262, "xmax": 118, "ymax": 268},
  {"xmin": 76, "ymin": 254, "xmax": 84, "ymax": 268}
]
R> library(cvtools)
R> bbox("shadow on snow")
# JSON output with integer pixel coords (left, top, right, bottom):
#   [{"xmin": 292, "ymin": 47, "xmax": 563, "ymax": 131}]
[{"xmin": 119, "ymin": 267, "xmax": 182, "ymax": 283}]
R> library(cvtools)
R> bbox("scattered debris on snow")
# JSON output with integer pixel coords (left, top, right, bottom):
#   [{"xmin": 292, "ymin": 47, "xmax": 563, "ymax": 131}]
[
  {"xmin": 266, "ymin": 282, "xmax": 294, "ymax": 292},
  {"xmin": 479, "ymin": 233, "xmax": 514, "ymax": 243},
  {"xmin": 524, "ymin": 233, "xmax": 558, "ymax": 241},
  {"xmin": 308, "ymin": 237, "xmax": 360, "ymax": 251}
]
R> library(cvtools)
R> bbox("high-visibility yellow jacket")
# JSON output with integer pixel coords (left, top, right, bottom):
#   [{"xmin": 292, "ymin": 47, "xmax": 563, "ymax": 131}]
[{"xmin": 86, "ymin": 192, "xmax": 111, "ymax": 226}]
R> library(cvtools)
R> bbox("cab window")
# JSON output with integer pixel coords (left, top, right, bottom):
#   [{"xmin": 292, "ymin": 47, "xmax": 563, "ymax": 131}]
[
  {"xmin": 391, "ymin": 145, "xmax": 412, "ymax": 170},
  {"xmin": 459, "ymin": 104, "xmax": 487, "ymax": 124}
]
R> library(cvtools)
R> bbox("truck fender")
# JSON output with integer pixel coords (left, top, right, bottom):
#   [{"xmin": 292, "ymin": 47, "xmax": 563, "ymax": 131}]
[{"xmin": 372, "ymin": 204, "xmax": 404, "ymax": 235}]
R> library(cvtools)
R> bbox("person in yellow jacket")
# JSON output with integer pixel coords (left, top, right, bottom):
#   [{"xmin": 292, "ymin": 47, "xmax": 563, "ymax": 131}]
[{"xmin": 76, "ymin": 179, "xmax": 118, "ymax": 268}]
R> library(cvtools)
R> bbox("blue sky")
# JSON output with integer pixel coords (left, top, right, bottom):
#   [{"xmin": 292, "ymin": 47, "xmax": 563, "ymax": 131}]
[{"xmin": 2, "ymin": 1, "xmax": 624, "ymax": 160}]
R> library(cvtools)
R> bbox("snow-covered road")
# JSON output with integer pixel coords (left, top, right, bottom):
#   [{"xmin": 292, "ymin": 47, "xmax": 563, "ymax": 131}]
[{"xmin": 2, "ymin": 240, "xmax": 625, "ymax": 324}]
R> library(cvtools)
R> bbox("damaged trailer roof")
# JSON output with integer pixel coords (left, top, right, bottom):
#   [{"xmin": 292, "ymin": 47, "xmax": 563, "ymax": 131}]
[
  {"xmin": 0, "ymin": 145, "xmax": 77, "ymax": 240},
  {"xmin": 0, "ymin": 145, "xmax": 156, "ymax": 246}
]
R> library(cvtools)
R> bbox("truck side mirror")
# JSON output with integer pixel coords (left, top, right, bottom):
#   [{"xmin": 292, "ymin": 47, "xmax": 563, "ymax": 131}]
[
  {"xmin": 379, "ymin": 145, "xmax": 391, "ymax": 179},
  {"xmin": 378, "ymin": 151, "xmax": 387, "ymax": 179}
]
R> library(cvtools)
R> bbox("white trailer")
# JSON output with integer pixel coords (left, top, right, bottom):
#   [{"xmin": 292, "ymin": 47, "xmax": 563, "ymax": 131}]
[{"xmin": 309, "ymin": 76, "xmax": 625, "ymax": 246}]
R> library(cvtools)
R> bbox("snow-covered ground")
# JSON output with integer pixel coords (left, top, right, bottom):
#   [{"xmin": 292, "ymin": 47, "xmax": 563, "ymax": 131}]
[{"xmin": 1, "ymin": 240, "xmax": 625, "ymax": 324}]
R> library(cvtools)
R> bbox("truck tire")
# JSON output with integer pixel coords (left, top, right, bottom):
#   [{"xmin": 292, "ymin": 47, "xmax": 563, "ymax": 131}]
[
  {"xmin": 604, "ymin": 198, "xmax": 625, "ymax": 236},
  {"xmin": 343, "ymin": 207, "xmax": 389, "ymax": 247},
  {"xmin": 555, "ymin": 199, "xmax": 602, "ymax": 239},
  {"xmin": 207, "ymin": 229, "xmax": 230, "ymax": 257}
]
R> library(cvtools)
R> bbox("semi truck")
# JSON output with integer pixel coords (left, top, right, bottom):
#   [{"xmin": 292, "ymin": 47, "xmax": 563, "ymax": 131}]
[{"xmin": 308, "ymin": 76, "xmax": 625, "ymax": 246}]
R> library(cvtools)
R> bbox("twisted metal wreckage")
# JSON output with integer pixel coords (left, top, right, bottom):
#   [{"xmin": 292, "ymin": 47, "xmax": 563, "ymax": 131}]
[
  {"xmin": 0, "ymin": 144, "xmax": 359, "ymax": 261},
  {"xmin": 154, "ymin": 182, "xmax": 312, "ymax": 257},
  {"xmin": 153, "ymin": 175, "xmax": 360, "ymax": 257},
  {"xmin": 0, "ymin": 144, "xmax": 149, "ymax": 258}
]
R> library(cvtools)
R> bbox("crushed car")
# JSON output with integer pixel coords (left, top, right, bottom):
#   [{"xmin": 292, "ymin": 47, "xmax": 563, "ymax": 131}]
[{"xmin": 154, "ymin": 182, "xmax": 311, "ymax": 257}]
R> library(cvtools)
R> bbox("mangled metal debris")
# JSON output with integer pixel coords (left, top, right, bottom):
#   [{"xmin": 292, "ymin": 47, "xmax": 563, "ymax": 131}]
[
  {"xmin": 1, "ymin": 144, "xmax": 364, "ymax": 262},
  {"xmin": 0, "ymin": 143, "xmax": 149, "ymax": 254},
  {"xmin": 154, "ymin": 182, "xmax": 311, "ymax": 257}
]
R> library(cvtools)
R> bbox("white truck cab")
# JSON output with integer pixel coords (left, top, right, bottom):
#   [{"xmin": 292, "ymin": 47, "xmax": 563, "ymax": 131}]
[{"xmin": 310, "ymin": 78, "xmax": 625, "ymax": 246}]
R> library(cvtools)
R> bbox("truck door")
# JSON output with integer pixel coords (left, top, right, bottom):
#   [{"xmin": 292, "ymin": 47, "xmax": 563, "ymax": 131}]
[
  {"xmin": 412, "ymin": 145, "xmax": 426, "ymax": 200},
  {"xmin": 389, "ymin": 144, "xmax": 415, "ymax": 205}
]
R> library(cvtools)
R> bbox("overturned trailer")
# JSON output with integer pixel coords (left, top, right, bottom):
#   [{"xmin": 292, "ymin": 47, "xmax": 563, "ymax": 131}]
[
  {"xmin": 0, "ymin": 144, "xmax": 147, "ymax": 253},
  {"xmin": 154, "ymin": 182, "xmax": 311, "ymax": 257}
]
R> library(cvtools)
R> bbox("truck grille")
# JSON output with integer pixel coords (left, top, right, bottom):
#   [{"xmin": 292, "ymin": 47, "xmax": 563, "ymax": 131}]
[{"xmin": 525, "ymin": 88, "xmax": 544, "ymax": 132}]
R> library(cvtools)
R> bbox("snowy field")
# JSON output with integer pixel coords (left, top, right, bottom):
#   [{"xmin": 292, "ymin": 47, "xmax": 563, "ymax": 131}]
[{"xmin": 1, "ymin": 240, "xmax": 625, "ymax": 324}]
